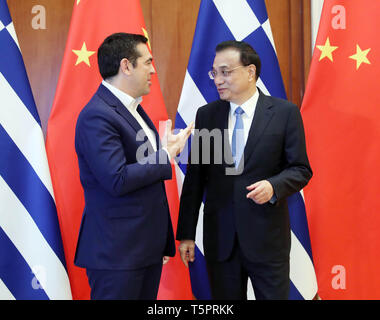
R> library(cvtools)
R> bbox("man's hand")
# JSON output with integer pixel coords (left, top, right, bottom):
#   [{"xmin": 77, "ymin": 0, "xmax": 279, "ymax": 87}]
[
  {"xmin": 246, "ymin": 180, "xmax": 274, "ymax": 204},
  {"xmin": 178, "ymin": 240, "xmax": 195, "ymax": 268},
  {"xmin": 163, "ymin": 256, "xmax": 170, "ymax": 265},
  {"xmin": 164, "ymin": 120, "xmax": 194, "ymax": 159}
]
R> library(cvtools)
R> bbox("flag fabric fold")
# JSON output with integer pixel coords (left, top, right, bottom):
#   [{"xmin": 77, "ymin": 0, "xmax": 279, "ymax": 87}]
[
  {"xmin": 0, "ymin": 0, "xmax": 71, "ymax": 300},
  {"xmin": 45, "ymin": 0, "xmax": 192, "ymax": 300},
  {"xmin": 175, "ymin": 0, "xmax": 317, "ymax": 300},
  {"xmin": 301, "ymin": 0, "xmax": 380, "ymax": 299}
]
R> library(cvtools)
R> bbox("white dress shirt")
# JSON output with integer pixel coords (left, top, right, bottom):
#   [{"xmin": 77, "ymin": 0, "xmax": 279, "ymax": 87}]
[
  {"xmin": 102, "ymin": 80, "xmax": 157, "ymax": 151},
  {"xmin": 228, "ymin": 88, "xmax": 259, "ymax": 147}
]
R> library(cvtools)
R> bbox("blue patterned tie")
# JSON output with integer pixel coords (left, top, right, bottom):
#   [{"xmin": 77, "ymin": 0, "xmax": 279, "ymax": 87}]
[{"xmin": 231, "ymin": 106, "xmax": 245, "ymax": 167}]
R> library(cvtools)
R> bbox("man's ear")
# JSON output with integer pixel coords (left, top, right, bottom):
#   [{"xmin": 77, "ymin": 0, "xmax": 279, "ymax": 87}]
[
  {"xmin": 248, "ymin": 64, "xmax": 256, "ymax": 82},
  {"xmin": 120, "ymin": 58, "xmax": 132, "ymax": 75}
]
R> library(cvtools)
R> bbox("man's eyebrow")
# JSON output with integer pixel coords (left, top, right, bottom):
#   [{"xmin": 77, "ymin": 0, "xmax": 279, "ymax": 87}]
[{"xmin": 212, "ymin": 64, "xmax": 229, "ymax": 69}]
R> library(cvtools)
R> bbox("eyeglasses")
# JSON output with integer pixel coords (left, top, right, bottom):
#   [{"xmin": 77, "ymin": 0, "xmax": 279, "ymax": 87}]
[{"xmin": 208, "ymin": 65, "xmax": 246, "ymax": 80}]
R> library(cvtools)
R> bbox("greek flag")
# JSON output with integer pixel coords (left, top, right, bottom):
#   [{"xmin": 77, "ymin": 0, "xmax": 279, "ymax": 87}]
[
  {"xmin": 175, "ymin": 0, "xmax": 318, "ymax": 300},
  {"xmin": 0, "ymin": 0, "xmax": 71, "ymax": 299}
]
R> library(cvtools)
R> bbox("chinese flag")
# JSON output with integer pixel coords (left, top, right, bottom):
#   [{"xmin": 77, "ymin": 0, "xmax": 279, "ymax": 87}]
[
  {"xmin": 301, "ymin": 0, "xmax": 380, "ymax": 299},
  {"xmin": 46, "ymin": 0, "xmax": 192, "ymax": 300}
]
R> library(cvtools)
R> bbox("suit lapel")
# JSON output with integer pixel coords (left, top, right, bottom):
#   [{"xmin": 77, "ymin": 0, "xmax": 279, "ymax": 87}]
[
  {"xmin": 242, "ymin": 91, "xmax": 274, "ymax": 166},
  {"xmin": 96, "ymin": 84, "xmax": 157, "ymax": 150},
  {"xmin": 96, "ymin": 84, "xmax": 140, "ymax": 131},
  {"xmin": 136, "ymin": 104, "xmax": 161, "ymax": 149}
]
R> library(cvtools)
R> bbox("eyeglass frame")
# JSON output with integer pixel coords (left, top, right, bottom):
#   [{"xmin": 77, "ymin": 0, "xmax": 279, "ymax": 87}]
[{"xmin": 208, "ymin": 65, "xmax": 249, "ymax": 80}]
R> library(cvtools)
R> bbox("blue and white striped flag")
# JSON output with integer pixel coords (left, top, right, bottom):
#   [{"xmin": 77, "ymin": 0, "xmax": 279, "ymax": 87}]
[
  {"xmin": 0, "ymin": 0, "xmax": 71, "ymax": 299},
  {"xmin": 175, "ymin": 0, "xmax": 318, "ymax": 300}
]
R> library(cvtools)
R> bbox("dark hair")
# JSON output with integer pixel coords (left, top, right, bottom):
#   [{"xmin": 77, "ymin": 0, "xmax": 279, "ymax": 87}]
[
  {"xmin": 97, "ymin": 32, "xmax": 148, "ymax": 80},
  {"xmin": 215, "ymin": 40, "xmax": 261, "ymax": 80}
]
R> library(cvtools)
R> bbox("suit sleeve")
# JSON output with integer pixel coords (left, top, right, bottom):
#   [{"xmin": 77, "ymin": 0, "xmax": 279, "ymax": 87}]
[
  {"xmin": 76, "ymin": 109, "xmax": 172, "ymax": 197},
  {"xmin": 267, "ymin": 104, "xmax": 312, "ymax": 200},
  {"xmin": 176, "ymin": 108, "xmax": 206, "ymax": 241}
]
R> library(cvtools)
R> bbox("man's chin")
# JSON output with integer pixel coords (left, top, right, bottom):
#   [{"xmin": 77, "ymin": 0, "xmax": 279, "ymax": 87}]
[
  {"xmin": 142, "ymin": 87, "xmax": 151, "ymax": 96},
  {"xmin": 218, "ymin": 94, "xmax": 229, "ymax": 101}
]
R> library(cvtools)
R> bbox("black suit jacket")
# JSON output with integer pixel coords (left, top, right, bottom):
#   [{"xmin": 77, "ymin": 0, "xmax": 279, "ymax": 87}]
[{"xmin": 176, "ymin": 90, "xmax": 312, "ymax": 263}]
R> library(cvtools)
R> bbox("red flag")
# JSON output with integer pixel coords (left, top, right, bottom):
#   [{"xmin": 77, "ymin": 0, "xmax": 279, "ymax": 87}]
[
  {"xmin": 46, "ymin": 0, "xmax": 192, "ymax": 300},
  {"xmin": 301, "ymin": 0, "xmax": 380, "ymax": 299}
]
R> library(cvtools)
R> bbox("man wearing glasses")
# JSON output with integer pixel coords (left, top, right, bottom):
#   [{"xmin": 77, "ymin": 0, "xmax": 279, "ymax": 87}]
[{"xmin": 176, "ymin": 40, "xmax": 312, "ymax": 300}]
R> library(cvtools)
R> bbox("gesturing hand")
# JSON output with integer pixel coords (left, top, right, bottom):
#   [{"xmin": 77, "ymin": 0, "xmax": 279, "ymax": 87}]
[{"xmin": 163, "ymin": 119, "xmax": 194, "ymax": 159}]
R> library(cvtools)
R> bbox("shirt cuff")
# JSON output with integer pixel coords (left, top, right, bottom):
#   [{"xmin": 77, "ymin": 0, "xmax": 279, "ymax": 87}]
[{"xmin": 269, "ymin": 193, "xmax": 277, "ymax": 204}]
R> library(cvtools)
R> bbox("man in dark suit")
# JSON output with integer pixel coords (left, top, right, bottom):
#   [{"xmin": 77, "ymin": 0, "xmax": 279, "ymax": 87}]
[
  {"xmin": 74, "ymin": 33, "xmax": 192, "ymax": 300},
  {"xmin": 176, "ymin": 40, "xmax": 312, "ymax": 300}
]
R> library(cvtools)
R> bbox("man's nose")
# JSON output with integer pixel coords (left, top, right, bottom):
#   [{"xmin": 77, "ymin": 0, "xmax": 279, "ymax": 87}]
[{"xmin": 214, "ymin": 73, "xmax": 224, "ymax": 85}]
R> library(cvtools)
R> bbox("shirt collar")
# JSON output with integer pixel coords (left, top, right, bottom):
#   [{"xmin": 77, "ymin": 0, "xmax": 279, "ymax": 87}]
[
  {"xmin": 230, "ymin": 88, "xmax": 259, "ymax": 117},
  {"xmin": 102, "ymin": 80, "xmax": 142, "ymax": 112}
]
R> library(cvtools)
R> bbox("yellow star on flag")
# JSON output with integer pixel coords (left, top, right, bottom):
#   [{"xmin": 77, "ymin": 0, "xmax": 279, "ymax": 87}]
[
  {"xmin": 72, "ymin": 42, "xmax": 95, "ymax": 67},
  {"xmin": 349, "ymin": 44, "xmax": 371, "ymax": 70},
  {"xmin": 77, "ymin": 0, "xmax": 81, "ymax": 4},
  {"xmin": 142, "ymin": 27, "xmax": 151, "ymax": 51},
  {"xmin": 316, "ymin": 37, "xmax": 338, "ymax": 62}
]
